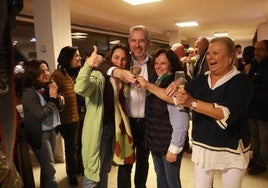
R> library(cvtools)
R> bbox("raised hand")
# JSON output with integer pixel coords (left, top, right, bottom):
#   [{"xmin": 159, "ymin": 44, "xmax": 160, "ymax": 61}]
[
  {"xmin": 85, "ymin": 45, "xmax": 104, "ymax": 68},
  {"xmin": 48, "ymin": 80, "xmax": 58, "ymax": 98}
]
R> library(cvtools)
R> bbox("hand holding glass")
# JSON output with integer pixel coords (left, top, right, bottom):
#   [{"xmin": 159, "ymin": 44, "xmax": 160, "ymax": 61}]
[{"xmin": 130, "ymin": 66, "xmax": 141, "ymax": 88}]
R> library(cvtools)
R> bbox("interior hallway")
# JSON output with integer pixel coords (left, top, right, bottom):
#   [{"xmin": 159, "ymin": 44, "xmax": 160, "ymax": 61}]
[{"xmin": 31, "ymin": 150, "xmax": 268, "ymax": 188}]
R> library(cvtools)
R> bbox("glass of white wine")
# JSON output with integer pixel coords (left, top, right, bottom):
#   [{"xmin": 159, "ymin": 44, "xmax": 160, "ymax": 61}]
[{"xmin": 174, "ymin": 71, "xmax": 185, "ymax": 110}]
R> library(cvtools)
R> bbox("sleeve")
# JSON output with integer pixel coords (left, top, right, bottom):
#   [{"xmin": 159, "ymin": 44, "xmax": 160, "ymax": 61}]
[
  {"xmin": 22, "ymin": 88, "xmax": 57, "ymax": 122},
  {"xmin": 96, "ymin": 60, "xmax": 115, "ymax": 75},
  {"xmin": 167, "ymin": 104, "xmax": 189, "ymax": 154},
  {"xmin": 74, "ymin": 63, "xmax": 103, "ymax": 97}
]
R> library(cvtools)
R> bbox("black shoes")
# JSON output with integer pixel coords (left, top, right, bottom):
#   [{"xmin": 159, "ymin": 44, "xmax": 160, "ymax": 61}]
[
  {"xmin": 248, "ymin": 163, "xmax": 266, "ymax": 175},
  {"xmin": 68, "ymin": 175, "xmax": 78, "ymax": 187}
]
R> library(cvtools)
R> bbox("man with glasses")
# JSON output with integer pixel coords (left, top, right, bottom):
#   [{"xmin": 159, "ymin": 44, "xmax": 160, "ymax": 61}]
[{"xmin": 247, "ymin": 40, "xmax": 268, "ymax": 175}]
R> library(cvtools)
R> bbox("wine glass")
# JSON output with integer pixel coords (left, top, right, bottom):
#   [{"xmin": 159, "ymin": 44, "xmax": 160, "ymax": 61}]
[
  {"xmin": 130, "ymin": 65, "xmax": 141, "ymax": 88},
  {"xmin": 130, "ymin": 66, "xmax": 141, "ymax": 76},
  {"xmin": 174, "ymin": 71, "xmax": 185, "ymax": 110},
  {"xmin": 175, "ymin": 71, "xmax": 185, "ymax": 89}
]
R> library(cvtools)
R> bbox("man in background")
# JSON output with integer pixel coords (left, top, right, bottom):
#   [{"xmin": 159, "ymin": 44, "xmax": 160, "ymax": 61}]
[
  {"xmin": 247, "ymin": 40, "xmax": 268, "ymax": 175},
  {"xmin": 192, "ymin": 37, "xmax": 209, "ymax": 77}
]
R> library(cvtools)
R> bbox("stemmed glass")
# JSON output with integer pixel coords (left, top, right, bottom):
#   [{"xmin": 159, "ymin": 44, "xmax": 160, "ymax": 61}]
[
  {"xmin": 174, "ymin": 71, "xmax": 185, "ymax": 110},
  {"xmin": 130, "ymin": 66, "xmax": 141, "ymax": 88}
]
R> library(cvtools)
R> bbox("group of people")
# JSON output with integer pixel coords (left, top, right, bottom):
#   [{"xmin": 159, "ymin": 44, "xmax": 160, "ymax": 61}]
[{"xmin": 17, "ymin": 24, "xmax": 267, "ymax": 188}]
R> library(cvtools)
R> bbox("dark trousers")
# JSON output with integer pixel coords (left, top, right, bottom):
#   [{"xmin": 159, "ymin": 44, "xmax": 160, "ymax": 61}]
[
  {"xmin": 57, "ymin": 122, "xmax": 79, "ymax": 177},
  {"xmin": 117, "ymin": 118, "xmax": 150, "ymax": 188}
]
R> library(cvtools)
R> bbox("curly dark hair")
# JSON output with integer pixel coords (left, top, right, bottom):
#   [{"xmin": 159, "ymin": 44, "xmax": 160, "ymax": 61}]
[
  {"xmin": 23, "ymin": 59, "xmax": 49, "ymax": 89},
  {"xmin": 152, "ymin": 48, "xmax": 184, "ymax": 74}
]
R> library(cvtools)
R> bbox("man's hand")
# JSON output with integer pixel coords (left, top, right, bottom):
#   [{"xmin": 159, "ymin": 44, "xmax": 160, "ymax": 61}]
[
  {"xmin": 85, "ymin": 45, "xmax": 104, "ymax": 68},
  {"xmin": 112, "ymin": 68, "xmax": 136, "ymax": 84}
]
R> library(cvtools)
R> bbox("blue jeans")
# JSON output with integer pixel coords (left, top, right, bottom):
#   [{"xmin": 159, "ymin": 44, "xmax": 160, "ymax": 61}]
[
  {"xmin": 32, "ymin": 129, "xmax": 57, "ymax": 188},
  {"xmin": 117, "ymin": 118, "xmax": 150, "ymax": 188},
  {"xmin": 151, "ymin": 151, "xmax": 183, "ymax": 188},
  {"xmin": 83, "ymin": 124, "xmax": 114, "ymax": 188}
]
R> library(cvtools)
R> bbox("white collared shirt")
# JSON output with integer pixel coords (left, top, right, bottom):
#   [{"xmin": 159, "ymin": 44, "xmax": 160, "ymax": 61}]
[{"xmin": 126, "ymin": 56, "xmax": 149, "ymax": 118}]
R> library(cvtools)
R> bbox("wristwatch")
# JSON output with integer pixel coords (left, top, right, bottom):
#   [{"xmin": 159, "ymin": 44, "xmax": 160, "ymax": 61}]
[{"xmin": 191, "ymin": 99, "xmax": 198, "ymax": 110}]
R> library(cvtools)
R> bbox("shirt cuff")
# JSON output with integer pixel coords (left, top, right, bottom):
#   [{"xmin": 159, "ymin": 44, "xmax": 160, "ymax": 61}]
[
  {"xmin": 107, "ymin": 66, "xmax": 116, "ymax": 76},
  {"xmin": 168, "ymin": 144, "xmax": 183, "ymax": 154}
]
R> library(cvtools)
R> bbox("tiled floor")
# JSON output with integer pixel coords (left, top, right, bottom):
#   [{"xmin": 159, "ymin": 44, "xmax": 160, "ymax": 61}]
[{"xmin": 31, "ymin": 150, "xmax": 268, "ymax": 188}]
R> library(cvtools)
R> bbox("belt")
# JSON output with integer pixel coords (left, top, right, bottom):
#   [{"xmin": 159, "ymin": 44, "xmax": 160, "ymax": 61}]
[{"xmin": 129, "ymin": 117, "xmax": 145, "ymax": 123}]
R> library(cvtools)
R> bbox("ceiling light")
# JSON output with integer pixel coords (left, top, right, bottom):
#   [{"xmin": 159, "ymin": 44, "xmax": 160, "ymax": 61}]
[
  {"xmin": 72, "ymin": 36, "xmax": 87, "ymax": 39},
  {"xmin": 30, "ymin": 38, "xmax": 36, "ymax": 42},
  {"xmin": 175, "ymin": 21, "xmax": 199, "ymax": 27},
  {"xmin": 213, "ymin": 32, "xmax": 229, "ymax": 37},
  {"xmin": 71, "ymin": 32, "xmax": 88, "ymax": 39},
  {"xmin": 123, "ymin": 0, "xmax": 162, "ymax": 6},
  {"xmin": 109, "ymin": 40, "xmax": 120, "ymax": 44}
]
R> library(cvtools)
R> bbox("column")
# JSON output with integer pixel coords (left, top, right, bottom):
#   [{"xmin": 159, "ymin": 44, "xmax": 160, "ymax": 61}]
[
  {"xmin": 32, "ymin": 0, "xmax": 72, "ymax": 162},
  {"xmin": 168, "ymin": 30, "xmax": 182, "ymax": 46},
  {"xmin": 32, "ymin": 0, "xmax": 72, "ymax": 69}
]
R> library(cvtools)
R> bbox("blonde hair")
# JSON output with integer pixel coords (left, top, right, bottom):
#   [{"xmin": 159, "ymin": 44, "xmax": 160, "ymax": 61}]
[{"xmin": 210, "ymin": 37, "xmax": 237, "ymax": 67}]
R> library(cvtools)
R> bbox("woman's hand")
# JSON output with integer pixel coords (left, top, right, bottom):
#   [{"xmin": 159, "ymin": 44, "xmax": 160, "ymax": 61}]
[
  {"xmin": 48, "ymin": 80, "xmax": 58, "ymax": 98},
  {"xmin": 85, "ymin": 45, "xmax": 104, "ymax": 68},
  {"xmin": 165, "ymin": 80, "xmax": 180, "ymax": 97},
  {"xmin": 136, "ymin": 76, "xmax": 148, "ymax": 89},
  {"xmin": 166, "ymin": 150, "xmax": 177, "ymax": 163},
  {"xmin": 113, "ymin": 69, "xmax": 136, "ymax": 84},
  {"xmin": 175, "ymin": 90, "xmax": 194, "ymax": 108}
]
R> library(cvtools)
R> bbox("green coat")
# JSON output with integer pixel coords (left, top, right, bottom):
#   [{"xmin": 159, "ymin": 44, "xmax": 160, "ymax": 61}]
[{"xmin": 74, "ymin": 64, "xmax": 105, "ymax": 182}]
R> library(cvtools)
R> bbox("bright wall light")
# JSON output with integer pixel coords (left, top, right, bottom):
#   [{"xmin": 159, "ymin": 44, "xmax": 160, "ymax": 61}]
[
  {"xmin": 213, "ymin": 32, "xmax": 229, "ymax": 37},
  {"xmin": 175, "ymin": 21, "xmax": 199, "ymax": 27},
  {"xmin": 123, "ymin": 0, "xmax": 162, "ymax": 6}
]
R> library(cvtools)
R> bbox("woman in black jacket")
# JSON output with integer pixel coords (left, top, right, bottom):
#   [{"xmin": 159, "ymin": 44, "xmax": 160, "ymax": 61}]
[{"xmin": 22, "ymin": 59, "xmax": 63, "ymax": 188}]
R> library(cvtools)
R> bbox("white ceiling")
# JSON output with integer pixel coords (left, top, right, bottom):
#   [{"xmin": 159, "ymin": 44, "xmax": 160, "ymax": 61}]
[{"xmin": 20, "ymin": 0, "xmax": 268, "ymax": 44}]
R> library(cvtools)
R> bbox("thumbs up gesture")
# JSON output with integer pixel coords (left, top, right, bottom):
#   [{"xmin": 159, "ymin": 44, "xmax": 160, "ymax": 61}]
[{"xmin": 85, "ymin": 45, "xmax": 104, "ymax": 68}]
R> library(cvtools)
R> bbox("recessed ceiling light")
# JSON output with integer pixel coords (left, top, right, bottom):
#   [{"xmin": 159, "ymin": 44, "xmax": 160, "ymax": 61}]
[
  {"xmin": 175, "ymin": 21, "xmax": 199, "ymax": 27},
  {"xmin": 213, "ymin": 32, "xmax": 229, "ymax": 37},
  {"xmin": 123, "ymin": 0, "xmax": 162, "ymax": 6}
]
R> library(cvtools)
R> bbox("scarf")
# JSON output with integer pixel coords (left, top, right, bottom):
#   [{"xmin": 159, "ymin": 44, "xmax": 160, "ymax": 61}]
[{"xmin": 110, "ymin": 77, "xmax": 135, "ymax": 165}]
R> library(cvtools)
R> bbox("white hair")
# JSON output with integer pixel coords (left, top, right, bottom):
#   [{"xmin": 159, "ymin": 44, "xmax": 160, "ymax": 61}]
[{"xmin": 171, "ymin": 43, "xmax": 183, "ymax": 51}]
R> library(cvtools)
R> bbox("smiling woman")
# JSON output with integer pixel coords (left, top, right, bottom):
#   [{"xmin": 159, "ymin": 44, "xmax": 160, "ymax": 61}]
[{"xmin": 175, "ymin": 37, "xmax": 253, "ymax": 188}]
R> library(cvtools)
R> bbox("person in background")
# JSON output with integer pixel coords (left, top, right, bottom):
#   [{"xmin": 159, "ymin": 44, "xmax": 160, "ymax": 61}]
[
  {"xmin": 235, "ymin": 44, "xmax": 243, "ymax": 72},
  {"xmin": 237, "ymin": 45, "xmax": 254, "ymax": 74},
  {"xmin": 51, "ymin": 46, "xmax": 81, "ymax": 186},
  {"xmin": 14, "ymin": 61, "xmax": 25, "ymax": 74},
  {"xmin": 136, "ymin": 48, "xmax": 189, "ymax": 188},
  {"xmin": 75, "ymin": 44, "xmax": 135, "ymax": 188},
  {"xmin": 175, "ymin": 37, "xmax": 252, "ymax": 188},
  {"xmin": 171, "ymin": 43, "xmax": 186, "ymax": 62},
  {"xmin": 235, "ymin": 44, "xmax": 243, "ymax": 59},
  {"xmin": 247, "ymin": 40, "xmax": 268, "ymax": 175},
  {"xmin": 192, "ymin": 37, "xmax": 209, "ymax": 77},
  {"xmin": 171, "ymin": 43, "xmax": 190, "ymax": 78},
  {"xmin": 22, "ymin": 59, "xmax": 63, "ymax": 188}
]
